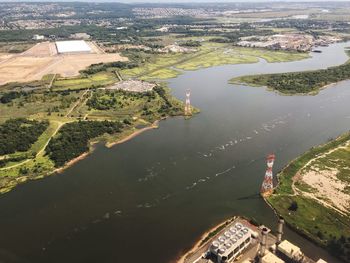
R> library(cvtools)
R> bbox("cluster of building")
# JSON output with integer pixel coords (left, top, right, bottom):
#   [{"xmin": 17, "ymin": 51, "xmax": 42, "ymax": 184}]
[
  {"xmin": 157, "ymin": 44, "xmax": 197, "ymax": 53},
  {"xmin": 237, "ymin": 34, "xmax": 341, "ymax": 52},
  {"xmin": 132, "ymin": 7, "xmax": 214, "ymax": 19},
  {"xmin": 6, "ymin": 19, "xmax": 81, "ymax": 30},
  {"xmin": 105, "ymin": 80, "xmax": 156, "ymax": 93}
]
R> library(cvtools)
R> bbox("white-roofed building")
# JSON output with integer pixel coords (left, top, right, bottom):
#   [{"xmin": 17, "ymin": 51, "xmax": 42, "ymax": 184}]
[
  {"xmin": 55, "ymin": 40, "xmax": 92, "ymax": 54},
  {"xmin": 209, "ymin": 222, "xmax": 252, "ymax": 263},
  {"xmin": 277, "ymin": 240, "xmax": 303, "ymax": 261}
]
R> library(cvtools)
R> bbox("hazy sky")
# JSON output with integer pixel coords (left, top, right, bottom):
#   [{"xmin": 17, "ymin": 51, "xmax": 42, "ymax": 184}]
[{"xmin": 2, "ymin": 0, "xmax": 350, "ymax": 2}]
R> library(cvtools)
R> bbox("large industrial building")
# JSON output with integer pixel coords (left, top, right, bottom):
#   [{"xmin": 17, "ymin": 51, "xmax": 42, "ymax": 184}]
[
  {"xmin": 55, "ymin": 40, "xmax": 92, "ymax": 54},
  {"xmin": 209, "ymin": 222, "xmax": 252, "ymax": 263},
  {"xmin": 197, "ymin": 218, "xmax": 329, "ymax": 263}
]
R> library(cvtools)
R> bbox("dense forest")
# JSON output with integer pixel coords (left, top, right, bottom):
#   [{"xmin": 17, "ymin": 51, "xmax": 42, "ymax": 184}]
[
  {"xmin": 0, "ymin": 118, "xmax": 48, "ymax": 155},
  {"xmin": 233, "ymin": 61, "xmax": 350, "ymax": 94},
  {"xmin": 45, "ymin": 121, "xmax": 123, "ymax": 167}
]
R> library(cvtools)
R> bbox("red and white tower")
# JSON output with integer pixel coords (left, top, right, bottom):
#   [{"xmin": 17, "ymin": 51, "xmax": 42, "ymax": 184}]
[
  {"xmin": 260, "ymin": 154, "xmax": 275, "ymax": 197},
  {"xmin": 184, "ymin": 89, "xmax": 192, "ymax": 116}
]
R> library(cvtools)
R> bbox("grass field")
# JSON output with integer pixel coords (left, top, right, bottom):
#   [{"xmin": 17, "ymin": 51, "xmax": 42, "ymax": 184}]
[
  {"xmin": 52, "ymin": 72, "xmax": 118, "ymax": 91},
  {"xmin": 0, "ymin": 91, "xmax": 83, "ymax": 122}
]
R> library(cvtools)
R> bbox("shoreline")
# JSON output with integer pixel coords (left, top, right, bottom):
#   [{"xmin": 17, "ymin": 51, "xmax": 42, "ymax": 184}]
[
  {"xmin": 106, "ymin": 120, "xmax": 160, "ymax": 148},
  {"xmin": 230, "ymin": 78, "xmax": 350, "ymax": 96},
  {"xmin": 0, "ymin": 119, "xmax": 165, "ymax": 194},
  {"xmin": 55, "ymin": 120, "xmax": 161, "ymax": 175}
]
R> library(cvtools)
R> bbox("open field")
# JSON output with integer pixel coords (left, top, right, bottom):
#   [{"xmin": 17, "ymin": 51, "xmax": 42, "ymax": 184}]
[
  {"xmin": 0, "ymin": 42, "xmax": 35, "ymax": 54},
  {"xmin": 267, "ymin": 132, "xmax": 350, "ymax": 262},
  {"xmin": 0, "ymin": 42, "xmax": 127, "ymax": 85},
  {"xmin": 52, "ymin": 71, "xmax": 118, "ymax": 91}
]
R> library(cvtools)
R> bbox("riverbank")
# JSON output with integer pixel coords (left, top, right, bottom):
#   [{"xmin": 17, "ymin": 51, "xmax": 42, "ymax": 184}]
[
  {"xmin": 0, "ymin": 116, "xmax": 186, "ymax": 194},
  {"xmin": 106, "ymin": 120, "xmax": 160, "ymax": 148},
  {"xmin": 266, "ymin": 132, "xmax": 350, "ymax": 262},
  {"xmin": 176, "ymin": 216, "xmax": 237, "ymax": 263},
  {"xmin": 54, "ymin": 121, "xmax": 160, "ymax": 174}
]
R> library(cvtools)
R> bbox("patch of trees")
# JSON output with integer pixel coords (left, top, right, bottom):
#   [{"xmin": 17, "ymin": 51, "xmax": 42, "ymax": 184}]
[
  {"xmin": 239, "ymin": 62, "xmax": 350, "ymax": 93},
  {"xmin": 0, "ymin": 91, "xmax": 24, "ymax": 104},
  {"xmin": 87, "ymin": 92, "xmax": 117, "ymax": 110},
  {"xmin": 327, "ymin": 235, "xmax": 350, "ymax": 262},
  {"xmin": 288, "ymin": 201, "xmax": 298, "ymax": 211},
  {"xmin": 154, "ymin": 86, "xmax": 182, "ymax": 116},
  {"xmin": 179, "ymin": 40, "xmax": 201, "ymax": 47},
  {"xmin": 0, "ymin": 118, "xmax": 48, "ymax": 155},
  {"xmin": 82, "ymin": 61, "xmax": 138, "ymax": 75},
  {"xmin": 45, "ymin": 121, "xmax": 123, "ymax": 167}
]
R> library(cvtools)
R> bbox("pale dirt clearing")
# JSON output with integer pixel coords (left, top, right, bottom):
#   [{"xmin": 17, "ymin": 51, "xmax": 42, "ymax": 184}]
[
  {"xmin": 294, "ymin": 141, "xmax": 350, "ymax": 215},
  {"xmin": 301, "ymin": 168, "xmax": 350, "ymax": 213},
  {"xmin": 0, "ymin": 42, "xmax": 127, "ymax": 85},
  {"xmin": 0, "ymin": 56, "xmax": 55, "ymax": 85}
]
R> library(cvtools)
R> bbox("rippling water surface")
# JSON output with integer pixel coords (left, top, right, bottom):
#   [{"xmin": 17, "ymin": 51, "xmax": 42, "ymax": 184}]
[{"xmin": 0, "ymin": 42, "xmax": 350, "ymax": 263}]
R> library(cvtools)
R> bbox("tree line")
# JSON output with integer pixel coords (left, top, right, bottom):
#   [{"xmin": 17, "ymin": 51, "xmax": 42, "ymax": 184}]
[
  {"xmin": 45, "ymin": 121, "xmax": 123, "ymax": 167},
  {"xmin": 0, "ymin": 118, "xmax": 48, "ymax": 155}
]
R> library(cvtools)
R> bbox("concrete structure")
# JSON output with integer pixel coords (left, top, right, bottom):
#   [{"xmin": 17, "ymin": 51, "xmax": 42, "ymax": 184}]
[
  {"xmin": 185, "ymin": 89, "xmax": 191, "ymax": 116},
  {"xmin": 277, "ymin": 240, "xmax": 303, "ymax": 261},
  {"xmin": 33, "ymin": 34, "xmax": 45, "ymax": 40},
  {"xmin": 276, "ymin": 217, "xmax": 284, "ymax": 244},
  {"xmin": 262, "ymin": 251, "xmax": 285, "ymax": 263},
  {"xmin": 55, "ymin": 40, "xmax": 92, "ymax": 54},
  {"xmin": 209, "ymin": 222, "xmax": 252, "ymax": 263}
]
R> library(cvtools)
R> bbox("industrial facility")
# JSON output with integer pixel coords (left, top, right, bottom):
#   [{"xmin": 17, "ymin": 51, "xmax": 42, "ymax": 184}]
[
  {"xmin": 186, "ymin": 217, "xmax": 328, "ymax": 263},
  {"xmin": 257, "ymin": 218, "xmax": 327, "ymax": 263}
]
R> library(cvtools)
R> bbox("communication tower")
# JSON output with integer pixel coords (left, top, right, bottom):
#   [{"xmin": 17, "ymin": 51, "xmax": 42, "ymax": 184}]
[
  {"xmin": 260, "ymin": 154, "xmax": 275, "ymax": 197},
  {"xmin": 184, "ymin": 89, "xmax": 192, "ymax": 116}
]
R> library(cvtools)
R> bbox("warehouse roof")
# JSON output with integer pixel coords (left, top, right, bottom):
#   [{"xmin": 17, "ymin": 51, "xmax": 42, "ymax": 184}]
[{"xmin": 56, "ymin": 40, "xmax": 92, "ymax": 53}]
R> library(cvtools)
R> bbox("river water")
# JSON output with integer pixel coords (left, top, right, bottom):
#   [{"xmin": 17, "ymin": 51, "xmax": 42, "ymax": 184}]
[{"xmin": 0, "ymin": 42, "xmax": 350, "ymax": 263}]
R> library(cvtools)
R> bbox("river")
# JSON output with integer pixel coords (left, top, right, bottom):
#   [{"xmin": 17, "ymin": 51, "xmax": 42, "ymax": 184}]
[{"xmin": 0, "ymin": 42, "xmax": 349, "ymax": 263}]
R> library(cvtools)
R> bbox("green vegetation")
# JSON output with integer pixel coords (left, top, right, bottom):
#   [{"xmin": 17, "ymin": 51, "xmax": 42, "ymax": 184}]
[
  {"xmin": 46, "ymin": 121, "xmax": 123, "ymax": 167},
  {"xmin": 0, "ymin": 90, "xmax": 82, "ymax": 121},
  {"xmin": 231, "ymin": 50, "xmax": 350, "ymax": 94},
  {"xmin": 52, "ymin": 72, "xmax": 118, "ymax": 91},
  {"xmin": 120, "ymin": 43, "xmax": 309, "ymax": 81},
  {"xmin": 268, "ymin": 132, "xmax": 350, "ymax": 262},
  {"xmin": 0, "ymin": 118, "xmax": 48, "ymax": 155}
]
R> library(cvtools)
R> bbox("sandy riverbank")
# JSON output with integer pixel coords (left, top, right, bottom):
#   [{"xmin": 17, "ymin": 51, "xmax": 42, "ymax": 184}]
[
  {"xmin": 53, "ymin": 121, "xmax": 160, "ymax": 175},
  {"xmin": 106, "ymin": 121, "xmax": 159, "ymax": 148},
  {"xmin": 176, "ymin": 217, "xmax": 237, "ymax": 263}
]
